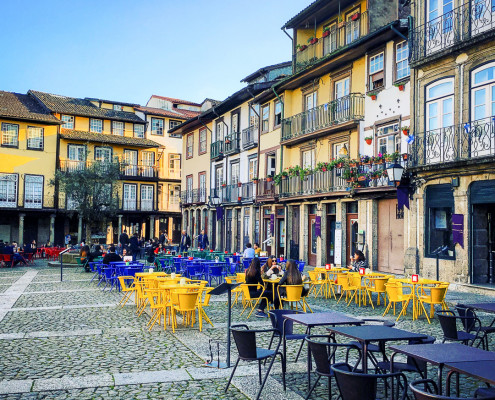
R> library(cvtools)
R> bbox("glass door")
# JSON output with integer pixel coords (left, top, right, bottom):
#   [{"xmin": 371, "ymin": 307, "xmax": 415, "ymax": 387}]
[
  {"xmin": 124, "ymin": 150, "xmax": 138, "ymax": 176},
  {"xmin": 142, "ymin": 152, "xmax": 155, "ymax": 178}
]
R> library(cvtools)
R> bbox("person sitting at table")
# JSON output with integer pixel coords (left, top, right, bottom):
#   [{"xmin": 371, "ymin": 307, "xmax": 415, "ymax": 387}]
[
  {"xmin": 243, "ymin": 243, "xmax": 255, "ymax": 259},
  {"xmin": 348, "ymin": 250, "xmax": 367, "ymax": 272},
  {"xmin": 245, "ymin": 258, "xmax": 274, "ymax": 318},
  {"xmin": 102, "ymin": 246, "xmax": 123, "ymax": 265},
  {"xmin": 88, "ymin": 245, "xmax": 103, "ymax": 263},
  {"xmin": 253, "ymin": 243, "xmax": 261, "ymax": 256},
  {"xmin": 278, "ymin": 260, "xmax": 309, "ymax": 298},
  {"xmin": 261, "ymin": 256, "xmax": 280, "ymax": 277}
]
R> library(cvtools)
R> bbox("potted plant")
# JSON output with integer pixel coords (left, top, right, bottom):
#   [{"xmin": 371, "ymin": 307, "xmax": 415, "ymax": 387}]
[
  {"xmin": 365, "ymin": 136, "xmax": 373, "ymax": 145},
  {"xmin": 349, "ymin": 159, "xmax": 358, "ymax": 168},
  {"xmin": 296, "ymin": 44, "xmax": 308, "ymax": 52},
  {"xmin": 237, "ymin": 196, "xmax": 242, "ymax": 202},
  {"xmin": 370, "ymin": 170, "xmax": 381, "ymax": 180},
  {"xmin": 367, "ymin": 91, "xmax": 378, "ymax": 100},
  {"xmin": 338, "ymin": 15, "xmax": 345, "ymax": 28},
  {"xmin": 402, "ymin": 153, "xmax": 409, "ymax": 161},
  {"xmin": 237, "ymin": 182, "xmax": 242, "ymax": 187},
  {"xmin": 401, "ymin": 125, "xmax": 410, "ymax": 136},
  {"xmin": 394, "ymin": 81, "xmax": 406, "ymax": 91},
  {"xmin": 322, "ymin": 26, "xmax": 331, "ymax": 37},
  {"xmin": 351, "ymin": 11, "xmax": 361, "ymax": 21},
  {"xmin": 267, "ymin": 175, "xmax": 273, "ymax": 182},
  {"xmin": 385, "ymin": 152, "xmax": 399, "ymax": 162},
  {"xmin": 252, "ymin": 177, "xmax": 259, "ymax": 183},
  {"xmin": 360, "ymin": 155, "xmax": 371, "ymax": 165},
  {"xmin": 357, "ymin": 173, "xmax": 367, "ymax": 182},
  {"xmin": 374, "ymin": 153, "xmax": 385, "ymax": 164},
  {"xmin": 221, "ymin": 182, "xmax": 227, "ymax": 187},
  {"xmin": 308, "ymin": 36, "xmax": 318, "ymax": 45}
]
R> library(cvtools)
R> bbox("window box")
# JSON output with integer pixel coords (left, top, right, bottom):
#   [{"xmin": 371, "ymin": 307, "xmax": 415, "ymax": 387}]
[
  {"xmin": 297, "ymin": 44, "xmax": 308, "ymax": 52},
  {"xmin": 237, "ymin": 196, "xmax": 242, "ymax": 202},
  {"xmin": 322, "ymin": 29, "xmax": 330, "ymax": 38},
  {"xmin": 367, "ymin": 91, "xmax": 378, "ymax": 100},
  {"xmin": 308, "ymin": 37, "xmax": 318, "ymax": 45},
  {"xmin": 402, "ymin": 153, "xmax": 409, "ymax": 161},
  {"xmin": 351, "ymin": 12, "xmax": 360, "ymax": 21},
  {"xmin": 338, "ymin": 20, "xmax": 346, "ymax": 29},
  {"xmin": 237, "ymin": 182, "xmax": 242, "ymax": 188},
  {"xmin": 267, "ymin": 177, "xmax": 273, "ymax": 182}
]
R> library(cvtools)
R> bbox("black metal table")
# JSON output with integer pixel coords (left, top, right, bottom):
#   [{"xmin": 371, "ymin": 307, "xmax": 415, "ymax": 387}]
[
  {"xmin": 445, "ymin": 360, "xmax": 495, "ymax": 396},
  {"xmin": 390, "ymin": 343, "xmax": 495, "ymax": 394},
  {"xmin": 328, "ymin": 325, "xmax": 427, "ymax": 373},
  {"xmin": 284, "ymin": 312, "xmax": 363, "ymax": 392},
  {"xmin": 462, "ymin": 303, "xmax": 495, "ymax": 313}
]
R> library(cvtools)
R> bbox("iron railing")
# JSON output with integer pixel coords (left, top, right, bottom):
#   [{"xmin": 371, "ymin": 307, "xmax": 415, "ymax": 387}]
[
  {"xmin": 208, "ymin": 183, "xmax": 255, "ymax": 205},
  {"xmin": 242, "ymin": 125, "xmax": 258, "ymax": 149},
  {"xmin": 224, "ymin": 132, "xmax": 240, "ymax": 155},
  {"xmin": 281, "ymin": 94, "xmax": 365, "ymax": 142},
  {"xmin": 255, "ymin": 178, "xmax": 276, "ymax": 200},
  {"xmin": 410, "ymin": 116, "xmax": 495, "ymax": 167},
  {"xmin": 59, "ymin": 160, "xmax": 157, "ymax": 179},
  {"xmin": 294, "ymin": 11, "xmax": 369, "ymax": 72},
  {"xmin": 411, "ymin": 0, "xmax": 495, "ymax": 64},
  {"xmin": 120, "ymin": 164, "xmax": 158, "ymax": 179},
  {"xmin": 211, "ymin": 140, "xmax": 224, "ymax": 160}
]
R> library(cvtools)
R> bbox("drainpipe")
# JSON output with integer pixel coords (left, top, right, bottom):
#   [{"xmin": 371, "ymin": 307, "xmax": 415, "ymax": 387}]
[
  {"xmin": 281, "ymin": 28, "xmax": 294, "ymax": 73},
  {"xmin": 247, "ymin": 87, "xmax": 261, "ymax": 205},
  {"xmin": 272, "ymin": 86, "xmax": 284, "ymax": 175},
  {"xmin": 199, "ymin": 118, "xmax": 213, "ymax": 209},
  {"xmin": 212, "ymin": 108, "xmax": 229, "ymax": 185}
]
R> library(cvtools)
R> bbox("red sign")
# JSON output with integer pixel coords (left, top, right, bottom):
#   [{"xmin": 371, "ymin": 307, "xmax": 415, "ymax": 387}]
[
  {"xmin": 225, "ymin": 251, "xmax": 228, "ymax": 254},
  {"xmin": 412, "ymin": 274, "xmax": 419, "ymax": 283},
  {"xmin": 325, "ymin": 264, "xmax": 331, "ymax": 270},
  {"xmin": 178, "ymin": 255, "xmax": 182, "ymax": 258},
  {"xmin": 359, "ymin": 267, "xmax": 365, "ymax": 275},
  {"xmin": 188, "ymin": 257, "xmax": 193, "ymax": 260},
  {"xmin": 210, "ymin": 250, "xmax": 213, "ymax": 252}
]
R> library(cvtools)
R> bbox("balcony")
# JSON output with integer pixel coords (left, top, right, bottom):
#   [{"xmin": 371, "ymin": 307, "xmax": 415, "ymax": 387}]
[
  {"xmin": 410, "ymin": 117, "xmax": 495, "ymax": 168},
  {"xmin": 180, "ymin": 188, "xmax": 207, "ymax": 205},
  {"xmin": 208, "ymin": 183, "xmax": 255, "ymax": 205},
  {"xmin": 255, "ymin": 178, "xmax": 276, "ymax": 201},
  {"xmin": 411, "ymin": 0, "xmax": 495, "ymax": 65},
  {"xmin": 294, "ymin": 11, "xmax": 369, "ymax": 73},
  {"xmin": 211, "ymin": 140, "xmax": 224, "ymax": 160},
  {"xmin": 242, "ymin": 125, "xmax": 258, "ymax": 150},
  {"xmin": 224, "ymin": 132, "xmax": 240, "ymax": 155},
  {"xmin": 120, "ymin": 164, "xmax": 158, "ymax": 180},
  {"xmin": 281, "ymin": 94, "xmax": 364, "ymax": 145},
  {"xmin": 277, "ymin": 164, "xmax": 396, "ymax": 199}
]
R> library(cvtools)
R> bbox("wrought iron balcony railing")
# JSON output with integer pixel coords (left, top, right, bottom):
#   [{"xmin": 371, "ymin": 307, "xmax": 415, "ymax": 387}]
[
  {"xmin": 255, "ymin": 178, "xmax": 276, "ymax": 201},
  {"xmin": 242, "ymin": 125, "xmax": 258, "ymax": 149},
  {"xmin": 281, "ymin": 94, "xmax": 365, "ymax": 143},
  {"xmin": 180, "ymin": 188, "xmax": 207, "ymax": 205},
  {"xmin": 224, "ymin": 132, "xmax": 240, "ymax": 155},
  {"xmin": 208, "ymin": 182, "xmax": 255, "ymax": 205},
  {"xmin": 411, "ymin": 0, "xmax": 495, "ymax": 64},
  {"xmin": 211, "ymin": 140, "xmax": 224, "ymax": 160},
  {"xmin": 58, "ymin": 160, "xmax": 158, "ymax": 179},
  {"xmin": 294, "ymin": 11, "xmax": 369, "ymax": 73},
  {"xmin": 410, "ymin": 116, "xmax": 495, "ymax": 167}
]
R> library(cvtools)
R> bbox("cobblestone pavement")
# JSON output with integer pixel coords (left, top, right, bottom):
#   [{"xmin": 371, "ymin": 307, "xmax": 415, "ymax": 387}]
[{"xmin": 1, "ymin": 263, "xmax": 495, "ymax": 399}]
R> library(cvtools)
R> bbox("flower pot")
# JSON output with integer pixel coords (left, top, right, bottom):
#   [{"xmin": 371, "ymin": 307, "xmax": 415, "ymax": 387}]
[
  {"xmin": 351, "ymin": 12, "xmax": 360, "ymax": 21},
  {"xmin": 299, "ymin": 45, "xmax": 307, "ymax": 51},
  {"xmin": 322, "ymin": 30, "xmax": 330, "ymax": 37},
  {"xmin": 237, "ymin": 197, "xmax": 242, "ymax": 202},
  {"xmin": 237, "ymin": 182, "xmax": 242, "ymax": 187},
  {"xmin": 338, "ymin": 21, "xmax": 345, "ymax": 28},
  {"xmin": 402, "ymin": 153, "xmax": 408, "ymax": 160},
  {"xmin": 336, "ymin": 163, "xmax": 343, "ymax": 168},
  {"xmin": 310, "ymin": 38, "xmax": 318, "ymax": 45},
  {"xmin": 346, "ymin": 178, "xmax": 352, "ymax": 183},
  {"xmin": 267, "ymin": 177, "xmax": 273, "ymax": 182},
  {"xmin": 371, "ymin": 94, "xmax": 377, "ymax": 100},
  {"xmin": 349, "ymin": 163, "xmax": 357, "ymax": 168},
  {"xmin": 365, "ymin": 138, "xmax": 372, "ymax": 145},
  {"xmin": 398, "ymin": 84, "xmax": 405, "ymax": 91},
  {"xmin": 282, "ymin": 175, "xmax": 288, "ymax": 180},
  {"xmin": 402, "ymin": 129, "xmax": 409, "ymax": 136},
  {"xmin": 358, "ymin": 176, "xmax": 366, "ymax": 181},
  {"xmin": 375, "ymin": 159, "xmax": 384, "ymax": 164},
  {"xmin": 351, "ymin": 177, "xmax": 357, "ymax": 182}
]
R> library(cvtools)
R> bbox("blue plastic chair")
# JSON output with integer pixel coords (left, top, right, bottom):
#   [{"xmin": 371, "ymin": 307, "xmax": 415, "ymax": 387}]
[
  {"xmin": 207, "ymin": 265, "xmax": 224, "ymax": 286},
  {"xmin": 298, "ymin": 261, "xmax": 305, "ymax": 273},
  {"xmin": 242, "ymin": 258, "xmax": 252, "ymax": 270},
  {"xmin": 89, "ymin": 262, "xmax": 100, "ymax": 283},
  {"xmin": 101, "ymin": 266, "xmax": 118, "ymax": 291}
]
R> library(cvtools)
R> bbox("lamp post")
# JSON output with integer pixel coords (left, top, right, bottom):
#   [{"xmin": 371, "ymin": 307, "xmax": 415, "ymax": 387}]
[{"xmin": 386, "ymin": 163, "xmax": 404, "ymax": 186}]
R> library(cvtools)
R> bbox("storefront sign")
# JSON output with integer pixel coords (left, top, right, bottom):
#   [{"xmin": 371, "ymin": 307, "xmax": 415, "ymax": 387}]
[
  {"xmin": 335, "ymin": 222, "xmax": 342, "ymax": 265},
  {"xmin": 452, "ymin": 213, "xmax": 464, "ymax": 248},
  {"xmin": 270, "ymin": 214, "xmax": 274, "ymax": 234},
  {"xmin": 315, "ymin": 216, "xmax": 321, "ymax": 237},
  {"xmin": 412, "ymin": 274, "xmax": 419, "ymax": 283}
]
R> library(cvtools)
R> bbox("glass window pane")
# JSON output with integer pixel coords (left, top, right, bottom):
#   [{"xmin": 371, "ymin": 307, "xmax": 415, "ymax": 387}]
[{"xmin": 428, "ymin": 81, "xmax": 454, "ymax": 100}]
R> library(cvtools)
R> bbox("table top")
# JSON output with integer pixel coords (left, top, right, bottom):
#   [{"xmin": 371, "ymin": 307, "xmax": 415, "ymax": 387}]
[
  {"xmin": 462, "ymin": 303, "xmax": 495, "ymax": 313},
  {"xmin": 389, "ymin": 343, "xmax": 495, "ymax": 365},
  {"xmin": 284, "ymin": 311, "xmax": 363, "ymax": 327},
  {"xmin": 328, "ymin": 325, "xmax": 427, "ymax": 343},
  {"xmin": 445, "ymin": 360, "xmax": 495, "ymax": 385},
  {"xmin": 395, "ymin": 278, "xmax": 440, "ymax": 285}
]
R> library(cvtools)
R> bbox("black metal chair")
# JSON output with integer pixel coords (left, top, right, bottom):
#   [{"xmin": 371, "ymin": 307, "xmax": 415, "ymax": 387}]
[
  {"xmin": 331, "ymin": 362, "xmax": 408, "ymax": 400},
  {"xmin": 437, "ymin": 310, "xmax": 481, "ymax": 346},
  {"xmin": 456, "ymin": 304, "xmax": 495, "ymax": 350},
  {"xmin": 226, "ymin": 324, "xmax": 286, "ymax": 400},
  {"xmin": 410, "ymin": 378, "xmax": 495, "ymax": 399},
  {"xmin": 268, "ymin": 309, "xmax": 306, "ymax": 363},
  {"xmin": 305, "ymin": 336, "xmax": 362, "ymax": 400},
  {"xmin": 376, "ymin": 335, "xmax": 436, "ymax": 377}
]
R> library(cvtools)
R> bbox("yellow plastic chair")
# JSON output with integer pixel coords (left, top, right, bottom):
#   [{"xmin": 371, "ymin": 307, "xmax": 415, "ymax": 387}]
[
  {"xmin": 117, "ymin": 276, "xmax": 136, "ymax": 307},
  {"xmin": 308, "ymin": 270, "xmax": 326, "ymax": 298},
  {"xmin": 349, "ymin": 273, "xmax": 371, "ymax": 307},
  {"xmin": 225, "ymin": 276, "xmax": 243, "ymax": 307},
  {"xmin": 146, "ymin": 288, "xmax": 169, "ymax": 331},
  {"xmin": 171, "ymin": 290, "xmax": 200, "ymax": 332},
  {"xmin": 365, "ymin": 276, "xmax": 389, "ymax": 307},
  {"xmin": 336, "ymin": 273, "xmax": 359, "ymax": 306},
  {"xmin": 277, "ymin": 284, "xmax": 313, "ymax": 313},
  {"xmin": 416, "ymin": 283, "xmax": 449, "ymax": 323},
  {"xmin": 134, "ymin": 280, "xmax": 149, "ymax": 316},
  {"xmin": 239, "ymin": 284, "xmax": 269, "ymax": 319},
  {"xmin": 198, "ymin": 286, "xmax": 214, "ymax": 329},
  {"xmin": 383, "ymin": 282, "xmax": 413, "ymax": 321}
]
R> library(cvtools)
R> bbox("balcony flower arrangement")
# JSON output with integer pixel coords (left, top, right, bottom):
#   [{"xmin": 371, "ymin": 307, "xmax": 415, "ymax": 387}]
[
  {"xmin": 360, "ymin": 155, "xmax": 372, "ymax": 165},
  {"xmin": 357, "ymin": 173, "xmax": 367, "ymax": 182},
  {"xmin": 322, "ymin": 26, "xmax": 331, "ymax": 37},
  {"xmin": 385, "ymin": 152, "xmax": 400, "ymax": 162},
  {"xmin": 222, "ymin": 182, "xmax": 227, "ymax": 187},
  {"xmin": 237, "ymin": 182, "xmax": 242, "ymax": 187},
  {"xmin": 364, "ymin": 136, "xmax": 373, "ymax": 145},
  {"xmin": 351, "ymin": 11, "xmax": 361, "ymax": 21},
  {"xmin": 394, "ymin": 81, "xmax": 406, "ymax": 91},
  {"xmin": 401, "ymin": 125, "xmax": 410, "ymax": 136},
  {"xmin": 273, "ymin": 171, "xmax": 288, "ymax": 185},
  {"xmin": 266, "ymin": 174, "xmax": 273, "ymax": 182},
  {"xmin": 402, "ymin": 153, "xmax": 409, "ymax": 161},
  {"xmin": 308, "ymin": 36, "xmax": 318, "ymax": 45},
  {"xmin": 296, "ymin": 44, "xmax": 308, "ymax": 52},
  {"xmin": 315, "ymin": 161, "xmax": 332, "ymax": 173},
  {"xmin": 348, "ymin": 159, "xmax": 358, "ymax": 168},
  {"xmin": 252, "ymin": 176, "xmax": 259, "ymax": 183},
  {"xmin": 334, "ymin": 157, "xmax": 347, "ymax": 168},
  {"xmin": 370, "ymin": 170, "xmax": 382, "ymax": 180},
  {"xmin": 343, "ymin": 169, "xmax": 357, "ymax": 182},
  {"xmin": 367, "ymin": 91, "xmax": 379, "ymax": 100},
  {"xmin": 338, "ymin": 15, "xmax": 345, "ymax": 28},
  {"xmin": 373, "ymin": 153, "xmax": 385, "ymax": 164}
]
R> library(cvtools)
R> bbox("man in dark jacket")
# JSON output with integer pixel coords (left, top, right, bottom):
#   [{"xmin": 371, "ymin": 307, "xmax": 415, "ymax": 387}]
[
  {"xmin": 179, "ymin": 230, "xmax": 191, "ymax": 254},
  {"xmin": 159, "ymin": 231, "xmax": 166, "ymax": 245},
  {"xmin": 102, "ymin": 246, "xmax": 122, "ymax": 265},
  {"xmin": 197, "ymin": 229, "xmax": 209, "ymax": 250},
  {"xmin": 129, "ymin": 233, "xmax": 140, "ymax": 262},
  {"xmin": 119, "ymin": 230, "xmax": 129, "ymax": 254}
]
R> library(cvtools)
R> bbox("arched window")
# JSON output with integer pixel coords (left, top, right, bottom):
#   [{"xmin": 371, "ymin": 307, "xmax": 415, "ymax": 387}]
[{"xmin": 471, "ymin": 62, "xmax": 495, "ymax": 121}]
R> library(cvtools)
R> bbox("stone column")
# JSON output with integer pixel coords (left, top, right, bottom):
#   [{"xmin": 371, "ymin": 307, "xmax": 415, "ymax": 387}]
[
  {"xmin": 18, "ymin": 213, "xmax": 25, "ymax": 245},
  {"xmin": 77, "ymin": 216, "xmax": 83, "ymax": 243},
  {"xmin": 149, "ymin": 215, "xmax": 155, "ymax": 239},
  {"xmin": 49, "ymin": 214, "xmax": 56, "ymax": 245},
  {"xmin": 117, "ymin": 214, "xmax": 123, "ymax": 236}
]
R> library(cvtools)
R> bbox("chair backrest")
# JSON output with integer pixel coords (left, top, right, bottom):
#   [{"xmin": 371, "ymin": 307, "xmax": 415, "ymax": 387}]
[
  {"xmin": 240, "ymin": 284, "xmax": 255, "ymax": 300},
  {"xmin": 455, "ymin": 305, "xmax": 477, "ymax": 332},
  {"xmin": 202, "ymin": 287, "xmax": 213, "ymax": 306},
  {"xmin": 209, "ymin": 266, "xmax": 223, "ymax": 276},
  {"xmin": 268, "ymin": 309, "xmax": 297, "ymax": 335},
  {"xmin": 231, "ymin": 327, "xmax": 257, "ymax": 359},
  {"xmin": 332, "ymin": 363, "xmax": 379, "ymax": 400},
  {"xmin": 236, "ymin": 273, "xmax": 245, "ymax": 283},
  {"xmin": 338, "ymin": 273, "xmax": 353, "ymax": 290},
  {"xmin": 373, "ymin": 278, "xmax": 388, "ymax": 292},
  {"xmin": 409, "ymin": 379, "xmax": 490, "ymax": 400},
  {"xmin": 298, "ymin": 261, "xmax": 305, "ymax": 273},
  {"xmin": 175, "ymin": 291, "xmax": 199, "ymax": 311},
  {"xmin": 308, "ymin": 270, "xmax": 319, "ymax": 282},
  {"xmin": 385, "ymin": 282, "xmax": 403, "ymax": 302},
  {"xmin": 117, "ymin": 276, "xmax": 134, "ymax": 291},
  {"xmin": 437, "ymin": 310, "xmax": 460, "ymax": 340},
  {"xmin": 282, "ymin": 284, "xmax": 303, "ymax": 301},
  {"xmin": 429, "ymin": 286, "xmax": 448, "ymax": 303},
  {"xmin": 349, "ymin": 274, "xmax": 362, "ymax": 287}
]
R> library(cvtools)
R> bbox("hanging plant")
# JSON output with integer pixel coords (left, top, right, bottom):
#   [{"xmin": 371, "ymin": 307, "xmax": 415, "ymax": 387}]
[
  {"xmin": 365, "ymin": 136, "xmax": 373, "ymax": 145},
  {"xmin": 322, "ymin": 26, "xmax": 331, "ymax": 37},
  {"xmin": 296, "ymin": 44, "xmax": 308, "ymax": 52},
  {"xmin": 308, "ymin": 36, "xmax": 318, "ymax": 45},
  {"xmin": 401, "ymin": 126, "xmax": 410, "ymax": 136}
]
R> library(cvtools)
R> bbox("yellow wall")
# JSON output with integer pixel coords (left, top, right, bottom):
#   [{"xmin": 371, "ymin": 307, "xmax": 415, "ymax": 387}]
[
  {"xmin": 0, "ymin": 118, "xmax": 58, "ymax": 208},
  {"xmin": 181, "ymin": 122, "xmax": 211, "ymax": 191}
]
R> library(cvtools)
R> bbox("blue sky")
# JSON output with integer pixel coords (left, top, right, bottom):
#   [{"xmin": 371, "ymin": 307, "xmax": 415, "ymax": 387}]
[{"xmin": 0, "ymin": 0, "xmax": 304, "ymax": 105}]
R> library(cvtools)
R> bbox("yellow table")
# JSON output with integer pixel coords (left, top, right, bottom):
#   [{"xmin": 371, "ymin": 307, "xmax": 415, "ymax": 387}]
[
  {"xmin": 396, "ymin": 278, "xmax": 440, "ymax": 320},
  {"xmin": 263, "ymin": 277, "xmax": 281, "ymax": 306}
]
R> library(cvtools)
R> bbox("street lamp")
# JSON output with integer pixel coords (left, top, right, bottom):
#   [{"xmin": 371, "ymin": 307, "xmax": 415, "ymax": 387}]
[
  {"xmin": 210, "ymin": 195, "xmax": 221, "ymax": 207},
  {"xmin": 386, "ymin": 162, "xmax": 404, "ymax": 186}
]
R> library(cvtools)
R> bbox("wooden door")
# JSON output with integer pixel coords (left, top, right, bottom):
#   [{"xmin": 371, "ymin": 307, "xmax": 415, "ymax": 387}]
[
  {"xmin": 346, "ymin": 213, "xmax": 359, "ymax": 266},
  {"xmin": 326, "ymin": 215, "xmax": 336, "ymax": 264},
  {"xmin": 290, "ymin": 206, "xmax": 300, "ymax": 260},
  {"xmin": 308, "ymin": 215, "xmax": 317, "ymax": 266},
  {"xmin": 377, "ymin": 199, "xmax": 404, "ymax": 273},
  {"xmin": 263, "ymin": 218, "xmax": 272, "ymax": 255}
]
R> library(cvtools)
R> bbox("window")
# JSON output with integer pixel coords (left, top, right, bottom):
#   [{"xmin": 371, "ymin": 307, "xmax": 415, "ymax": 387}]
[
  {"xmin": 231, "ymin": 162, "xmax": 240, "ymax": 185},
  {"xmin": 249, "ymin": 157, "xmax": 258, "ymax": 181},
  {"xmin": 1, "ymin": 123, "xmax": 18, "ymax": 147},
  {"xmin": 90, "ymin": 119, "xmax": 103, "ymax": 133},
  {"xmin": 249, "ymin": 104, "xmax": 259, "ymax": 127},
  {"xmin": 123, "ymin": 149, "xmax": 138, "ymax": 176},
  {"xmin": 169, "ymin": 120, "xmax": 182, "ymax": 137},
  {"xmin": 113, "ymin": 104, "xmax": 123, "ymax": 111},
  {"xmin": 141, "ymin": 185, "xmax": 154, "ymax": 211},
  {"xmin": 261, "ymin": 104, "xmax": 269, "ymax": 132},
  {"xmin": 186, "ymin": 175, "xmax": 193, "ymax": 203},
  {"xmin": 215, "ymin": 121, "xmax": 224, "ymax": 141},
  {"xmin": 94, "ymin": 147, "xmax": 112, "ymax": 163},
  {"xmin": 186, "ymin": 133, "xmax": 194, "ymax": 159},
  {"xmin": 231, "ymin": 113, "xmax": 239, "ymax": 133},
  {"xmin": 198, "ymin": 172, "xmax": 206, "ymax": 202},
  {"xmin": 169, "ymin": 184, "xmax": 180, "ymax": 204},
  {"xmin": 0, "ymin": 174, "xmax": 17, "ymax": 208},
  {"xmin": 27, "ymin": 127, "xmax": 44, "ymax": 150},
  {"xmin": 274, "ymin": 100, "xmax": 282, "ymax": 127},
  {"xmin": 112, "ymin": 121, "xmax": 124, "ymax": 136},
  {"xmin": 199, "ymin": 128, "xmax": 207, "ymax": 154},
  {"xmin": 24, "ymin": 175, "xmax": 43, "ymax": 209},
  {"xmin": 305, "ymin": 91, "xmax": 317, "ymax": 110},
  {"xmin": 376, "ymin": 123, "xmax": 400, "ymax": 155},
  {"xmin": 123, "ymin": 184, "xmax": 137, "ymax": 211},
  {"xmin": 346, "ymin": 9, "xmax": 361, "ymax": 44},
  {"xmin": 67, "ymin": 144, "xmax": 86, "ymax": 171},
  {"xmin": 134, "ymin": 124, "xmax": 144, "ymax": 138},
  {"xmin": 302, "ymin": 148, "xmax": 316, "ymax": 168},
  {"xmin": 471, "ymin": 63, "xmax": 495, "ymax": 120},
  {"xmin": 61, "ymin": 115, "xmax": 74, "ymax": 130},
  {"xmin": 215, "ymin": 165, "xmax": 224, "ymax": 189},
  {"xmin": 266, "ymin": 154, "xmax": 276, "ymax": 177},
  {"xmin": 141, "ymin": 151, "xmax": 155, "ymax": 177},
  {"xmin": 335, "ymin": 77, "xmax": 350, "ymax": 99},
  {"xmin": 169, "ymin": 154, "xmax": 181, "ymax": 175},
  {"xmin": 333, "ymin": 142, "xmax": 348, "ymax": 159},
  {"xmin": 151, "ymin": 118, "xmax": 164, "ymax": 135},
  {"xmin": 369, "ymin": 52, "xmax": 385, "ymax": 90},
  {"xmin": 425, "ymin": 184, "xmax": 454, "ymax": 259},
  {"xmin": 396, "ymin": 42, "xmax": 410, "ymax": 80}
]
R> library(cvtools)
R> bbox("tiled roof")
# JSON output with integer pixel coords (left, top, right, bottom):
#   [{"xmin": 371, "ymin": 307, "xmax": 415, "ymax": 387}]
[
  {"xmin": 0, "ymin": 91, "xmax": 61, "ymax": 124},
  {"xmin": 85, "ymin": 97, "xmax": 139, "ymax": 107},
  {"xmin": 281, "ymin": 0, "xmax": 323, "ymax": 29},
  {"xmin": 135, "ymin": 105, "xmax": 200, "ymax": 119},
  {"xmin": 60, "ymin": 129, "xmax": 160, "ymax": 148},
  {"xmin": 148, "ymin": 95, "xmax": 201, "ymax": 107},
  {"xmin": 30, "ymin": 90, "xmax": 145, "ymax": 123}
]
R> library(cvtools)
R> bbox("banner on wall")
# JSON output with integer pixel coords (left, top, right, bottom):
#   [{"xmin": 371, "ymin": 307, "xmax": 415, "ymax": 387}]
[
  {"xmin": 270, "ymin": 214, "xmax": 274, "ymax": 234},
  {"xmin": 452, "ymin": 213, "xmax": 464, "ymax": 248},
  {"xmin": 315, "ymin": 216, "xmax": 321, "ymax": 237},
  {"xmin": 216, "ymin": 207, "xmax": 224, "ymax": 221}
]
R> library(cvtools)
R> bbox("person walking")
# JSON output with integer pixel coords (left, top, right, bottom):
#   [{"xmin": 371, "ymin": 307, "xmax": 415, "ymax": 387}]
[
  {"xmin": 197, "ymin": 229, "xmax": 209, "ymax": 250},
  {"xmin": 129, "ymin": 233, "xmax": 140, "ymax": 262},
  {"xmin": 119, "ymin": 230, "xmax": 129, "ymax": 255},
  {"xmin": 179, "ymin": 230, "xmax": 191, "ymax": 254}
]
